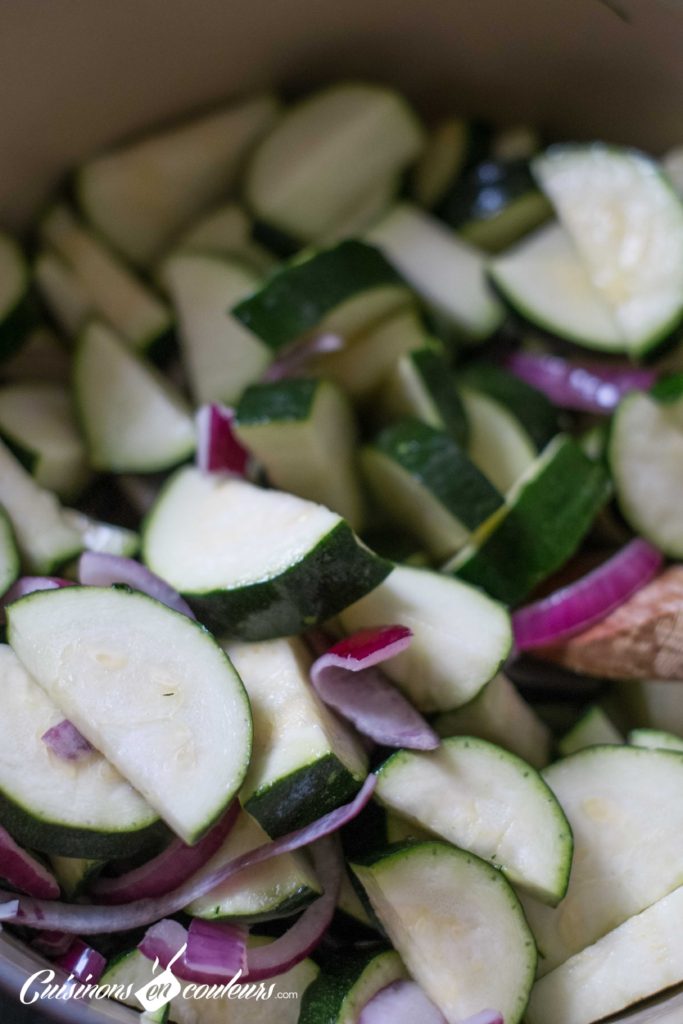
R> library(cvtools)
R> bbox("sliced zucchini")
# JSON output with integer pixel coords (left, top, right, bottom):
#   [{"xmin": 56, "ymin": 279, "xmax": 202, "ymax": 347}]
[
  {"xmin": 0, "ymin": 382, "xmax": 89, "ymax": 499},
  {"xmin": 385, "ymin": 811, "xmax": 433, "ymax": 844},
  {"xmin": 608, "ymin": 679, "xmax": 683, "ymax": 736},
  {"xmin": 161, "ymin": 253, "xmax": 271, "ymax": 404},
  {"xmin": 526, "ymin": 884, "xmax": 683, "ymax": 1024},
  {"xmin": 0, "ymin": 232, "xmax": 33, "ymax": 360},
  {"xmin": 460, "ymin": 388, "xmax": 536, "ymax": 493},
  {"xmin": 0, "ymin": 643, "xmax": 160, "ymax": 857},
  {"xmin": 34, "ymin": 248, "xmax": 91, "ymax": 337},
  {"xmin": 49, "ymin": 855, "xmax": 104, "ymax": 900},
  {"xmin": 491, "ymin": 124, "xmax": 541, "ymax": 163},
  {"xmin": 337, "ymin": 868, "xmax": 375, "ymax": 928},
  {"xmin": 374, "ymin": 736, "xmax": 572, "ymax": 904},
  {"xmin": 245, "ymin": 82, "xmax": 424, "ymax": 241},
  {"xmin": 627, "ymin": 727, "xmax": 683, "ymax": 752},
  {"xmin": 0, "ymin": 436, "xmax": 83, "ymax": 573},
  {"xmin": 74, "ymin": 320, "xmax": 195, "ymax": 474},
  {"xmin": 308, "ymin": 307, "xmax": 431, "ymax": 401},
  {"xmin": 7, "ymin": 586, "xmax": 252, "ymax": 845},
  {"xmin": 375, "ymin": 347, "xmax": 468, "ymax": 445},
  {"xmin": 0, "ymin": 508, "xmax": 19, "ymax": 598},
  {"xmin": 40, "ymin": 205, "xmax": 172, "ymax": 357},
  {"xmin": 234, "ymin": 377, "xmax": 367, "ymax": 530},
  {"xmin": 351, "ymin": 842, "xmax": 536, "ymax": 1024},
  {"xmin": 609, "ymin": 382, "xmax": 683, "ymax": 557},
  {"xmin": 62, "ymin": 509, "xmax": 139, "ymax": 559},
  {"xmin": 77, "ymin": 93, "xmax": 279, "ymax": 266},
  {"xmin": 320, "ymin": 175, "xmax": 399, "ymax": 244},
  {"xmin": 437, "ymin": 158, "xmax": 551, "ymax": 253},
  {"xmin": 167, "ymin": 201, "xmax": 276, "ymax": 273},
  {"xmin": 533, "ymin": 144, "xmax": 683, "ymax": 356},
  {"xmin": 233, "ymin": 240, "xmax": 412, "ymax": 352},
  {"xmin": 458, "ymin": 362, "xmax": 558, "ymax": 451},
  {"xmin": 299, "ymin": 947, "xmax": 407, "ymax": 1024},
  {"xmin": 412, "ymin": 117, "xmax": 488, "ymax": 209},
  {"xmin": 339, "ymin": 564, "xmax": 512, "ymax": 713},
  {"xmin": 489, "ymin": 222, "xmax": 624, "ymax": 352},
  {"xmin": 558, "ymin": 706, "xmax": 623, "ymax": 757},
  {"xmin": 433, "ymin": 672, "xmax": 552, "ymax": 769},
  {"xmin": 143, "ymin": 467, "xmax": 390, "ymax": 640},
  {"xmin": 0, "ymin": 327, "xmax": 70, "ymax": 386},
  {"xmin": 185, "ymin": 806, "xmax": 321, "ymax": 920},
  {"xmin": 448, "ymin": 435, "xmax": 609, "ymax": 606},
  {"xmin": 366, "ymin": 202, "xmax": 504, "ymax": 340},
  {"xmin": 226, "ymin": 637, "xmax": 367, "ymax": 837},
  {"xmin": 360, "ymin": 418, "xmax": 503, "ymax": 559},
  {"xmin": 521, "ymin": 746, "xmax": 683, "ymax": 975}
]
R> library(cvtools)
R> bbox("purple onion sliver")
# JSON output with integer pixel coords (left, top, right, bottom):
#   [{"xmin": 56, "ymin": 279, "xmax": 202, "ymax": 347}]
[
  {"xmin": 513, "ymin": 538, "xmax": 663, "ymax": 650},
  {"xmin": 78, "ymin": 552, "xmax": 195, "ymax": 619},
  {"xmin": 0, "ymin": 900, "xmax": 19, "ymax": 921},
  {"xmin": 91, "ymin": 801, "xmax": 239, "ymax": 904},
  {"xmin": 462, "ymin": 1013, "xmax": 504, "ymax": 1024},
  {"xmin": 195, "ymin": 404, "xmax": 250, "ymax": 476},
  {"xmin": 262, "ymin": 333, "xmax": 345, "ymax": 382},
  {"xmin": 32, "ymin": 930, "xmax": 74, "ymax": 957},
  {"xmin": 505, "ymin": 351, "xmax": 657, "ymax": 415},
  {"xmin": 0, "ymin": 774, "xmax": 376, "ymax": 933},
  {"xmin": 0, "ymin": 826, "xmax": 60, "ymax": 898},
  {"xmin": 185, "ymin": 919, "xmax": 247, "ymax": 977},
  {"xmin": 55, "ymin": 939, "xmax": 106, "ymax": 984},
  {"xmin": 358, "ymin": 980, "xmax": 448, "ymax": 1024},
  {"xmin": 42, "ymin": 720, "xmax": 94, "ymax": 763}
]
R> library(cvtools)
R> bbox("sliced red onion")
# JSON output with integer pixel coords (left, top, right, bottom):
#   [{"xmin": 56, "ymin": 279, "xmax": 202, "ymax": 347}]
[
  {"xmin": 31, "ymin": 930, "xmax": 74, "ymax": 957},
  {"xmin": 139, "ymin": 918, "xmax": 247, "ymax": 984},
  {"xmin": 505, "ymin": 350, "xmax": 657, "ymax": 414},
  {"xmin": 462, "ymin": 1013, "xmax": 504, "ymax": 1024},
  {"xmin": 311, "ymin": 626, "xmax": 439, "ymax": 750},
  {"xmin": 0, "ymin": 774, "xmax": 376, "ymax": 933},
  {"xmin": 55, "ymin": 939, "xmax": 106, "ymax": 984},
  {"xmin": 262, "ymin": 333, "xmax": 345, "ymax": 382},
  {"xmin": 41, "ymin": 720, "xmax": 93, "ymax": 762},
  {"xmin": 0, "ymin": 900, "xmax": 19, "ymax": 920},
  {"xmin": 358, "ymin": 980, "xmax": 447, "ymax": 1024},
  {"xmin": 195, "ymin": 404, "xmax": 250, "ymax": 476},
  {"xmin": 78, "ymin": 552, "xmax": 195, "ymax": 619},
  {"xmin": 91, "ymin": 801, "xmax": 239, "ymax": 903},
  {"xmin": 513, "ymin": 538, "xmax": 663, "ymax": 651},
  {"xmin": 0, "ymin": 825, "xmax": 59, "ymax": 899}
]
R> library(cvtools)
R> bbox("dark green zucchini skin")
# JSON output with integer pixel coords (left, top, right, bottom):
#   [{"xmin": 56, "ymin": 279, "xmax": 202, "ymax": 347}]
[
  {"xmin": 232, "ymin": 239, "xmax": 407, "ymax": 350},
  {"xmin": 298, "ymin": 947, "xmax": 398, "ymax": 1024},
  {"xmin": 458, "ymin": 362, "xmax": 559, "ymax": 450},
  {"xmin": 186, "ymin": 520, "xmax": 392, "ymax": 641}
]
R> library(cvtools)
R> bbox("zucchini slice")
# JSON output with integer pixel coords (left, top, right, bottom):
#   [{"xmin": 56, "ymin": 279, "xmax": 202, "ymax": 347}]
[
  {"xmin": 299, "ymin": 948, "xmax": 407, "ymax": 1024},
  {"xmin": 74, "ymin": 320, "xmax": 195, "ymax": 474},
  {"xmin": 374, "ymin": 736, "xmax": 572, "ymax": 904},
  {"xmin": 533, "ymin": 144, "xmax": 683, "ymax": 357},
  {"xmin": 7, "ymin": 586, "xmax": 252, "ymax": 845},
  {"xmin": 234, "ymin": 377, "xmax": 367, "ymax": 531},
  {"xmin": 49, "ymin": 855, "xmax": 104, "ymax": 900},
  {"xmin": 0, "ymin": 436, "xmax": 83, "ymax": 574},
  {"xmin": 521, "ymin": 746, "xmax": 683, "ymax": 975},
  {"xmin": 34, "ymin": 248, "xmax": 91, "ymax": 337},
  {"xmin": 609, "ymin": 382, "xmax": 683, "ymax": 557},
  {"xmin": 627, "ymin": 727, "xmax": 683, "ymax": 752},
  {"xmin": 433, "ymin": 672, "xmax": 552, "ymax": 769},
  {"xmin": 0, "ymin": 644, "xmax": 160, "ymax": 858},
  {"xmin": 320, "ymin": 175, "xmax": 399, "ymax": 245},
  {"xmin": 558, "ymin": 706, "xmax": 623, "ymax": 757},
  {"xmin": 0, "ymin": 232, "xmax": 33, "ymax": 360},
  {"xmin": 0, "ymin": 509, "xmax": 19, "ymax": 598},
  {"xmin": 360, "ymin": 418, "xmax": 503, "ymax": 559},
  {"xmin": 143, "ymin": 467, "xmax": 390, "ymax": 640},
  {"xmin": 0, "ymin": 327, "xmax": 70, "ymax": 386},
  {"xmin": 40, "ymin": 205, "xmax": 172, "ymax": 357},
  {"xmin": 184, "ymin": 807, "xmax": 321, "ymax": 920},
  {"xmin": 526, "ymin": 884, "xmax": 683, "ymax": 1024},
  {"xmin": 161, "ymin": 253, "xmax": 271, "ymax": 404},
  {"xmin": 165, "ymin": 201, "xmax": 276, "ymax": 274},
  {"xmin": 232, "ymin": 240, "xmax": 412, "ymax": 352},
  {"xmin": 339, "ymin": 564, "xmax": 512, "ymax": 713},
  {"xmin": 77, "ymin": 93, "xmax": 279, "ymax": 266},
  {"xmin": 460, "ymin": 388, "xmax": 536, "ymax": 494},
  {"xmin": 226, "ymin": 638, "xmax": 367, "ymax": 837},
  {"xmin": 375, "ymin": 347, "xmax": 468, "ymax": 445},
  {"xmin": 489, "ymin": 222, "xmax": 624, "ymax": 352},
  {"xmin": 366, "ymin": 202, "xmax": 505, "ymax": 340},
  {"xmin": 351, "ymin": 842, "xmax": 536, "ymax": 1024},
  {"xmin": 448, "ymin": 435, "xmax": 609, "ymax": 606},
  {"xmin": 245, "ymin": 82, "xmax": 424, "ymax": 241},
  {"xmin": 62, "ymin": 509, "xmax": 139, "ymax": 559},
  {"xmin": 0, "ymin": 382, "xmax": 90, "ymax": 500},
  {"xmin": 458, "ymin": 362, "xmax": 558, "ymax": 452},
  {"xmin": 412, "ymin": 117, "xmax": 486, "ymax": 209}
]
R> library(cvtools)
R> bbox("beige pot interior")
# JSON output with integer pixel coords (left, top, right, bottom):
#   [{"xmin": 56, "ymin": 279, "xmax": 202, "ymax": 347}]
[{"xmin": 1, "ymin": 0, "xmax": 683, "ymax": 1019}]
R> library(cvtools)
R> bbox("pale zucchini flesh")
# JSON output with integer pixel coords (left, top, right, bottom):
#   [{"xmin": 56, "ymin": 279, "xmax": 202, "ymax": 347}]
[
  {"xmin": 461, "ymin": 387, "xmax": 536, "ymax": 493},
  {"xmin": 628, "ymin": 727, "xmax": 683, "ymax": 752},
  {"xmin": 558, "ymin": 705, "xmax": 623, "ymax": 757},
  {"xmin": 0, "ymin": 509, "xmax": 18, "ymax": 599},
  {"xmin": 7, "ymin": 586, "xmax": 252, "ymax": 845}
]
